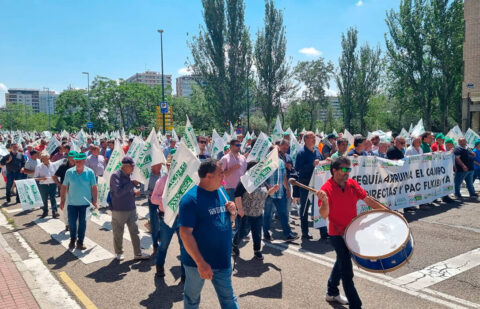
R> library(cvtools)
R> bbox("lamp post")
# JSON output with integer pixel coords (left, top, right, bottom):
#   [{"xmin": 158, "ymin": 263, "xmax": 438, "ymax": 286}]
[
  {"xmin": 157, "ymin": 29, "xmax": 166, "ymax": 134},
  {"xmin": 246, "ymin": 71, "xmax": 250, "ymax": 132},
  {"xmin": 43, "ymin": 87, "xmax": 50, "ymax": 129},
  {"xmin": 82, "ymin": 72, "xmax": 91, "ymax": 133}
]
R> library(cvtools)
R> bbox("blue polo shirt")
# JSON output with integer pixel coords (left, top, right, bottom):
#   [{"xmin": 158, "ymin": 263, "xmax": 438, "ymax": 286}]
[
  {"xmin": 63, "ymin": 166, "xmax": 97, "ymax": 206},
  {"xmin": 179, "ymin": 186, "xmax": 232, "ymax": 270},
  {"xmin": 295, "ymin": 145, "xmax": 323, "ymax": 181}
]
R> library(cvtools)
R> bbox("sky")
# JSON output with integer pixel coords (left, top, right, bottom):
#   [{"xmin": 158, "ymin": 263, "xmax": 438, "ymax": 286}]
[{"xmin": 0, "ymin": 0, "xmax": 401, "ymax": 106}]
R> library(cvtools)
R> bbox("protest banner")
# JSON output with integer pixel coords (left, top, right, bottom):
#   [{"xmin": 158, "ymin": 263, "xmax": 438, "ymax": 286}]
[
  {"xmin": 182, "ymin": 116, "xmax": 200, "ymax": 156},
  {"xmin": 45, "ymin": 136, "xmax": 60, "ymax": 155},
  {"xmin": 0, "ymin": 144, "xmax": 9, "ymax": 156},
  {"xmin": 289, "ymin": 133, "xmax": 301, "ymax": 162},
  {"xmin": 132, "ymin": 128, "xmax": 166, "ymax": 184},
  {"xmin": 410, "ymin": 119, "xmax": 425, "ymax": 138},
  {"xmin": 312, "ymin": 153, "xmax": 454, "ymax": 228},
  {"xmin": 246, "ymin": 132, "xmax": 272, "ymax": 163},
  {"xmin": 446, "ymin": 125, "xmax": 464, "ymax": 142},
  {"xmin": 162, "ymin": 143, "xmax": 201, "ymax": 227},
  {"xmin": 464, "ymin": 128, "xmax": 480, "ymax": 147},
  {"xmin": 125, "ymin": 136, "xmax": 145, "ymax": 162},
  {"xmin": 240, "ymin": 147, "xmax": 280, "ymax": 193},
  {"xmin": 16, "ymin": 179, "xmax": 44, "ymax": 211},
  {"xmin": 98, "ymin": 140, "xmax": 124, "ymax": 206},
  {"xmin": 211, "ymin": 137, "xmax": 225, "ymax": 160}
]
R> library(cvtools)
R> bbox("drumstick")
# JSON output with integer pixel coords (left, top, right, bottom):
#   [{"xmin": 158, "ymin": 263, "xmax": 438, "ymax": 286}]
[{"xmin": 288, "ymin": 178, "xmax": 317, "ymax": 193}]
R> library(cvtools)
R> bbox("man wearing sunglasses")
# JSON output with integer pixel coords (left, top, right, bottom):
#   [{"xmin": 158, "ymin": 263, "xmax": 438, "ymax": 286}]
[
  {"xmin": 220, "ymin": 139, "xmax": 247, "ymax": 201},
  {"xmin": 316, "ymin": 157, "xmax": 388, "ymax": 308},
  {"xmin": 197, "ymin": 136, "xmax": 211, "ymax": 162}
]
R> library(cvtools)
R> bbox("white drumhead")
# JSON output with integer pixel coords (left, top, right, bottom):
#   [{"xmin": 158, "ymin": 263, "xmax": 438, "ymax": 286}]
[{"xmin": 344, "ymin": 211, "xmax": 409, "ymax": 257}]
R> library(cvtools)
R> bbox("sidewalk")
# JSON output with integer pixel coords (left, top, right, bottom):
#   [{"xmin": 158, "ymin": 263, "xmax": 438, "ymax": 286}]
[{"xmin": 0, "ymin": 238, "xmax": 39, "ymax": 309}]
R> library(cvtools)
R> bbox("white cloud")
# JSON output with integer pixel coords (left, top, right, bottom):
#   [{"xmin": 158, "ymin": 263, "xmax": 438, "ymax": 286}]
[
  {"xmin": 178, "ymin": 67, "xmax": 193, "ymax": 75},
  {"xmin": 0, "ymin": 83, "xmax": 7, "ymax": 107},
  {"xmin": 299, "ymin": 47, "xmax": 322, "ymax": 57},
  {"xmin": 356, "ymin": 0, "xmax": 364, "ymax": 6}
]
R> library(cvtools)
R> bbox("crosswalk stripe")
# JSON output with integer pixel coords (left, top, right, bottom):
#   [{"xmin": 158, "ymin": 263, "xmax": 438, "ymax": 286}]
[
  {"xmin": 89, "ymin": 211, "xmax": 153, "ymax": 250},
  {"xmin": 34, "ymin": 218, "xmax": 114, "ymax": 264},
  {"xmin": 136, "ymin": 205, "xmax": 150, "ymax": 219}
]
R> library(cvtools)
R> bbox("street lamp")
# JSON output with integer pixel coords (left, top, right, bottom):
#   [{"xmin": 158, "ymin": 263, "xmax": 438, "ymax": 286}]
[
  {"xmin": 157, "ymin": 29, "xmax": 166, "ymax": 134},
  {"xmin": 82, "ymin": 72, "xmax": 91, "ymax": 132},
  {"xmin": 43, "ymin": 87, "xmax": 50, "ymax": 129}
]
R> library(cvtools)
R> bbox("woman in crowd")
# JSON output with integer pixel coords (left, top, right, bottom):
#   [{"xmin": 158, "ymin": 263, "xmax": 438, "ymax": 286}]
[{"xmin": 34, "ymin": 151, "xmax": 59, "ymax": 218}]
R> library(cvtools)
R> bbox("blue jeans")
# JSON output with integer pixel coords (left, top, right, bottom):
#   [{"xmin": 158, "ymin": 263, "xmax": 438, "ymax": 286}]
[
  {"xmin": 233, "ymin": 215, "xmax": 262, "ymax": 251},
  {"xmin": 68, "ymin": 205, "xmax": 88, "ymax": 242},
  {"xmin": 454, "ymin": 170, "xmax": 475, "ymax": 196},
  {"xmin": 328, "ymin": 236, "xmax": 362, "ymax": 309},
  {"xmin": 6, "ymin": 171, "xmax": 21, "ymax": 200},
  {"xmin": 183, "ymin": 265, "xmax": 239, "ymax": 309},
  {"xmin": 263, "ymin": 196, "xmax": 292, "ymax": 238},
  {"xmin": 38, "ymin": 183, "xmax": 57, "ymax": 214},
  {"xmin": 299, "ymin": 186, "xmax": 327, "ymax": 237},
  {"xmin": 148, "ymin": 199, "xmax": 160, "ymax": 249},
  {"xmin": 155, "ymin": 217, "xmax": 185, "ymax": 275},
  {"xmin": 474, "ymin": 169, "xmax": 480, "ymax": 182}
]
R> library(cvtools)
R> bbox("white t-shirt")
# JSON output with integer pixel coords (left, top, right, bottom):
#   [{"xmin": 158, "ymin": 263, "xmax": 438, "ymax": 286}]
[
  {"xmin": 34, "ymin": 163, "xmax": 56, "ymax": 184},
  {"xmin": 24, "ymin": 158, "xmax": 39, "ymax": 179}
]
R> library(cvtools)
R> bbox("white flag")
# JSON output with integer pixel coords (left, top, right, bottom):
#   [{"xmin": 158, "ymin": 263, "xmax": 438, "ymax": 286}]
[
  {"xmin": 162, "ymin": 143, "xmax": 201, "ymax": 227},
  {"xmin": 272, "ymin": 116, "xmax": 283, "ymax": 144},
  {"xmin": 465, "ymin": 128, "xmax": 480, "ymax": 147},
  {"xmin": 132, "ymin": 128, "xmax": 166, "ymax": 184},
  {"xmin": 446, "ymin": 125, "xmax": 464, "ymax": 142},
  {"xmin": 410, "ymin": 119, "xmax": 425, "ymax": 138},
  {"xmin": 45, "ymin": 136, "xmax": 60, "ymax": 155},
  {"xmin": 343, "ymin": 129, "xmax": 354, "ymax": 148},
  {"xmin": 241, "ymin": 147, "xmax": 280, "ymax": 194},
  {"xmin": 246, "ymin": 132, "xmax": 272, "ymax": 163},
  {"xmin": 98, "ymin": 140, "xmax": 125, "ymax": 206},
  {"xmin": 211, "ymin": 138, "xmax": 226, "ymax": 160},
  {"xmin": 16, "ymin": 179, "xmax": 44, "ymax": 211},
  {"xmin": 182, "ymin": 116, "xmax": 200, "ymax": 156}
]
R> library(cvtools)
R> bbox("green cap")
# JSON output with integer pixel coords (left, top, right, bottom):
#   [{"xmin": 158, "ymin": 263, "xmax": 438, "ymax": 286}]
[
  {"xmin": 74, "ymin": 152, "xmax": 87, "ymax": 160},
  {"xmin": 170, "ymin": 149, "xmax": 176, "ymax": 155},
  {"xmin": 67, "ymin": 151, "xmax": 77, "ymax": 157},
  {"xmin": 224, "ymin": 145, "xmax": 230, "ymax": 151},
  {"xmin": 283, "ymin": 132, "xmax": 289, "ymax": 136},
  {"xmin": 445, "ymin": 138, "xmax": 454, "ymax": 145},
  {"xmin": 475, "ymin": 139, "xmax": 480, "ymax": 147},
  {"xmin": 436, "ymin": 133, "xmax": 445, "ymax": 140}
]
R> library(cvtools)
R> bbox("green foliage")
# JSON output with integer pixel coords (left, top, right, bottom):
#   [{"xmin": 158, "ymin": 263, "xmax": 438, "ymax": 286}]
[
  {"xmin": 0, "ymin": 104, "xmax": 58, "ymax": 131},
  {"xmin": 284, "ymin": 101, "xmax": 310, "ymax": 132}
]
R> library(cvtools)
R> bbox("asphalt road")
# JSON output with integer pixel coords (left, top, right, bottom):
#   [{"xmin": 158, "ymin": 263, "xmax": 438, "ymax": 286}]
[{"xmin": 1, "ymin": 181, "xmax": 479, "ymax": 309}]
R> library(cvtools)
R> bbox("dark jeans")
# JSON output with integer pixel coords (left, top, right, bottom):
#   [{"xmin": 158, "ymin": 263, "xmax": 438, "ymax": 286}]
[
  {"xmin": 454, "ymin": 170, "xmax": 475, "ymax": 196},
  {"xmin": 263, "ymin": 196, "xmax": 292, "ymax": 238},
  {"xmin": 328, "ymin": 236, "xmax": 362, "ymax": 309},
  {"xmin": 233, "ymin": 215, "xmax": 262, "ymax": 252},
  {"xmin": 68, "ymin": 205, "xmax": 88, "ymax": 242},
  {"xmin": 148, "ymin": 199, "xmax": 160, "ymax": 249},
  {"xmin": 155, "ymin": 217, "xmax": 185, "ymax": 275},
  {"xmin": 299, "ymin": 186, "xmax": 327, "ymax": 237},
  {"xmin": 38, "ymin": 183, "xmax": 57, "ymax": 214},
  {"xmin": 6, "ymin": 171, "xmax": 22, "ymax": 200}
]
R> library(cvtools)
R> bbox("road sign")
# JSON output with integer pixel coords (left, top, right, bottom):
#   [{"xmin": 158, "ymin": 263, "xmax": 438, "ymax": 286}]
[
  {"xmin": 467, "ymin": 83, "xmax": 475, "ymax": 89},
  {"xmin": 236, "ymin": 128, "xmax": 242, "ymax": 135},
  {"xmin": 156, "ymin": 106, "xmax": 174, "ymax": 131},
  {"xmin": 86, "ymin": 121, "xmax": 93, "ymax": 129},
  {"xmin": 160, "ymin": 101, "xmax": 168, "ymax": 113}
]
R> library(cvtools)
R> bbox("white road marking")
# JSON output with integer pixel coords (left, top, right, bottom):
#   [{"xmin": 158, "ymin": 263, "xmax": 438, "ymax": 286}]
[
  {"xmin": 5, "ymin": 208, "xmax": 23, "ymax": 213},
  {"xmin": 418, "ymin": 219, "xmax": 480, "ymax": 234},
  {"xmin": 0, "ymin": 213, "xmax": 81, "ymax": 308},
  {"xmin": 34, "ymin": 217, "xmax": 114, "ymax": 264},
  {"xmin": 136, "ymin": 205, "xmax": 150, "ymax": 219},
  {"xmin": 264, "ymin": 241, "xmax": 479, "ymax": 309},
  {"xmin": 90, "ymin": 211, "xmax": 153, "ymax": 250},
  {"xmin": 390, "ymin": 248, "xmax": 480, "ymax": 291}
]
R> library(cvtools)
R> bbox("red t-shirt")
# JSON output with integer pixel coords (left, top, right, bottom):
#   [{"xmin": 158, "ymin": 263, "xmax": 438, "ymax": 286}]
[
  {"xmin": 319, "ymin": 178, "xmax": 367, "ymax": 236},
  {"xmin": 122, "ymin": 145, "xmax": 130, "ymax": 154},
  {"xmin": 431, "ymin": 143, "xmax": 445, "ymax": 152}
]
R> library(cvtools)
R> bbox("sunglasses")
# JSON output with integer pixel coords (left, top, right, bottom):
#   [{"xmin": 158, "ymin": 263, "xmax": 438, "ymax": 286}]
[
  {"xmin": 199, "ymin": 141, "xmax": 207, "ymax": 144},
  {"xmin": 339, "ymin": 167, "xmax": 352, "ymax": 173},
  {"xmin": 235, "ymin": 144, "xmax": 242, "ymax": 147}
]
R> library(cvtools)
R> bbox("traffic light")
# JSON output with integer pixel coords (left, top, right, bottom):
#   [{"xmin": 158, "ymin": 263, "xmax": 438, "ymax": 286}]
[
  {"xmin": 226, "ymin": 120, "xmax": 230, "ymax": 128},
  {"xmin": 237, "ymin": 120, "xmax": 241, "ymax": 127}
]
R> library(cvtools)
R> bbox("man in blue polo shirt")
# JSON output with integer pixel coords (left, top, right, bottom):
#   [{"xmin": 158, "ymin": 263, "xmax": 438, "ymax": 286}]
[
  {"xmin": 294, "ymin": 131, "xmax": 327, "ymax": 240},
  {"xmin": 60, "ymin": 152, "xmax": 97, "ymax": 251},
  {"xmin": 179, "ymin": 159, "xmax": 238, "ymax": 309}
]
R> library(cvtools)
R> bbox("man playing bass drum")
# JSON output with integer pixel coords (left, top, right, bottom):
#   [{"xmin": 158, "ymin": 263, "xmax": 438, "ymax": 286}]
[{"xmin": 316, "ymin": 157, "xmax": 388, "ymax": 309}]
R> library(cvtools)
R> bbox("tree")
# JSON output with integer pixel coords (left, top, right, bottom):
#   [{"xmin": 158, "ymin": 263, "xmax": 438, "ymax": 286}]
[
  {"xmin": 385, "ymin": 0, "xmax": 436, "ymax": 130},
  {"xmin": 336, "ymin": 27, "xmax": 358, "ymax": 132},
  {"xmin": 254, "ymin": 0, "xmax": 292, "ymax": 131},
  {"xmin": 294, "ymin": 58, "xmax": 334, "ymax": 130},
  {"xmin": 188, "ymin": 0, "xmax": 252, "ymax": 127},
  {"xmin": 284, "ymin": 100, "xmax": 310, "ymax": 132},
  {"xmin": 55, "ymin": 89, "xmax": 89, "ymax": 131},
  {"xmin": 355, "ymin": 43, "xmax": 382, "ymax": 134}
]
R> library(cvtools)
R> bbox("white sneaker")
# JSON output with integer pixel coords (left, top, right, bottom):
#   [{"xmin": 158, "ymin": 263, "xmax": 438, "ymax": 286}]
[
  {"xmin": 134, "ymin": 252, "xmax": 150, "ymax": 260},
  {"xmin": 325, "ymin": 294, "xmax": 349, "ymax": 305},
  {"xmin": 116, "ymin": 254, "xmax": 124, "ymax": 261}
]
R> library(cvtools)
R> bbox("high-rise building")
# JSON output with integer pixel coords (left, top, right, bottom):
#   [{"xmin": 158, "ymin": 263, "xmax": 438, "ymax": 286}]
[
  {"xmin": 176, "ymin": 75, "xmax": 205, "ymax": 97},
  {"xmin": 462, "ymin": 0, "xmax": 480, "ymax": 131},
  {"xmin": 316, "ymin": 96, "xmax": 342, "ymax": 121},
  {"xmin": 39, "ymin": 91, "xmax": 58, "ymax": 115},
  {"xmin": 5, "ymin": 89, "xmax": 58, "ymax": 114},
  {"xmin": 5, "ymin": 89, "xmax": 40, "ymax": 113},
  {"xmin": 126, "ymin": 71, "xmax": 172, "ymax": 88}
]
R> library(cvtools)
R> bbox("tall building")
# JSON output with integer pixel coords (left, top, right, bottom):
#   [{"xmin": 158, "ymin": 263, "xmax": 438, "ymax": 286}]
[
  {"xmin": 176, "ymin": 75, "xmax": 205, "ymax": 97},
  {"xmin": 5, "ymin": 89, "xmax": 58, "ymax": 114},
  {"xmin": 5, "ymin": 89, "xmax": 40, "ymax": 113},
  {"xmin": 316, "ymin": 96, "xmax": 342, "ymax": 121},
  {"xmin": 126, "ymin": 71, "xmax": 172, "ymax": 88},
  {"xmin": 39, "ymin": 91, "xmax": 58, "ymax": 115},
  {"xmin": 462, "ymin": 0, "xmax": 480, "ymax": 131}
]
